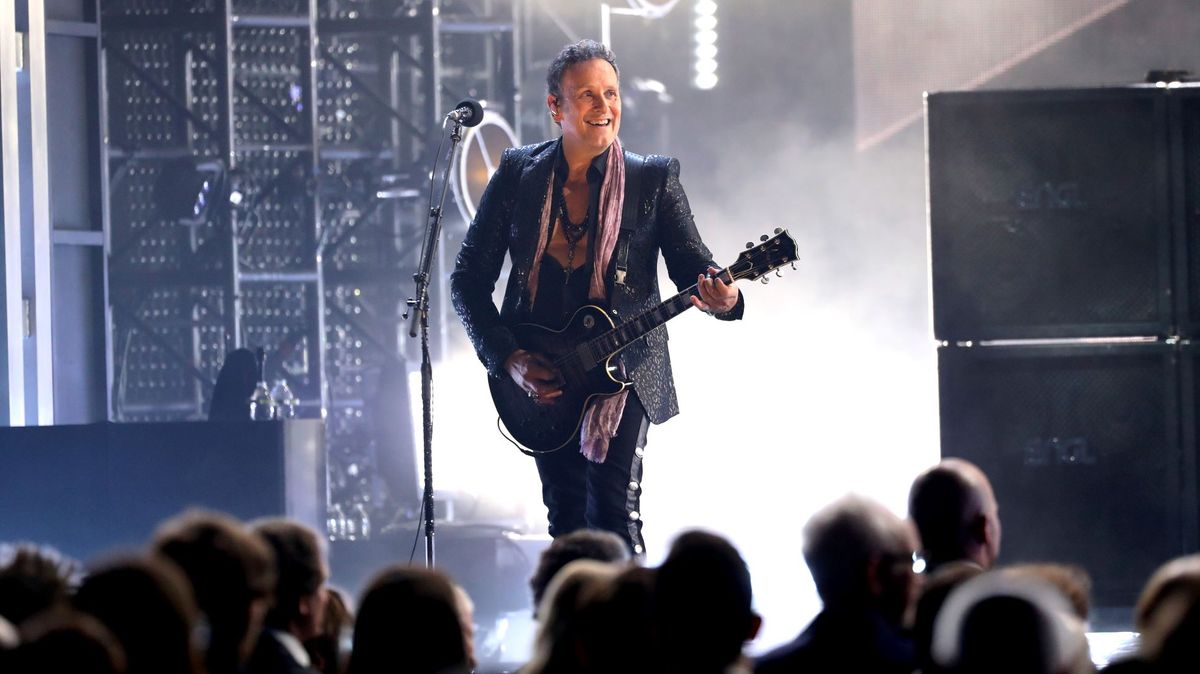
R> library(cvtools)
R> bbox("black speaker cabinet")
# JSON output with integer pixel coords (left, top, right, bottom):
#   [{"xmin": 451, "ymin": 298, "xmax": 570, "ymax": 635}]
[
  {"xmin": 938, "ymin": 342, "xmax": 1187, "ymax": 609},
  {"xmin": 1178, "ymin": 89, "xmax": 1200, "ymax": 337},
  {"xmin": 928, "ymin": 88, "xmax": 1173, "ymax": 341}
]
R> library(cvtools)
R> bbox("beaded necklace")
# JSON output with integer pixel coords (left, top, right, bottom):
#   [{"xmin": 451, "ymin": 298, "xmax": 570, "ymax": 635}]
[{"xmin": 557, "ymin": 193, "xmax": 590, "ymax": 283}]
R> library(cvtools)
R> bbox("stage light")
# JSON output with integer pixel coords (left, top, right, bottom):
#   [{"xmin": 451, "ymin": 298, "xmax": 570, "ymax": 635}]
[
  {"xmin": 693, "ymin": 72, "xmax": 718, "ymax": 90},
  {"xmin": 692, "ymin": 0, "xmax": 718, "ymax": 90}
]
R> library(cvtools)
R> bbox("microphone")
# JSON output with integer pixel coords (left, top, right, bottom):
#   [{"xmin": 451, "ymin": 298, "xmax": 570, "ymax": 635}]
[{"xmin": 446, "ymin": 99, "xmax": 485, "ymax": 127}]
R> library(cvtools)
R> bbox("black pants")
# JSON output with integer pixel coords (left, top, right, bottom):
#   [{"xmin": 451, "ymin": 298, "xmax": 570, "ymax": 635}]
[{"xmin": 533, "ymin": 392, "xmax": 650, "ymax": 554}]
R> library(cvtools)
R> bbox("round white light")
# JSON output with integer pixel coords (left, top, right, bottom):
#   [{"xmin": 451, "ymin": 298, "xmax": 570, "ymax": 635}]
[
  {"xmin": 694, "ymin": 58, "xmax": 718, "ymax": 75},
  {"xmin": 694, "ymin": 0, "xmax": 717, "ymax": 15},
  {"xmin": 693, "ymin": 72, "xmax": 718, "ymax": 90},
  {"xmin": 695, "ymin": 29, "xmax": 717, "ymax": 45},
  {"xmin": 694, "ymin": 14, "xmax": 717, "ymax": 31},
  {"xmin": 695, "ymin": 43, "xmax": 718, "ymax": 60}
]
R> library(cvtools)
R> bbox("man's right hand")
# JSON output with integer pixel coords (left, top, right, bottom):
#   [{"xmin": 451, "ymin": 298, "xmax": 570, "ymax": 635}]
[{"xmin": 504, "ymin": 349, "xmax": 564, "ymax": 405}]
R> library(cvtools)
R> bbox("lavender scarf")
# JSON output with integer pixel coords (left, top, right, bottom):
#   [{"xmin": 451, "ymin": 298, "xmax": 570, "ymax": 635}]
[{"xmin": 526, "ymin": 138, "xmax": 627, "ymax": 463}]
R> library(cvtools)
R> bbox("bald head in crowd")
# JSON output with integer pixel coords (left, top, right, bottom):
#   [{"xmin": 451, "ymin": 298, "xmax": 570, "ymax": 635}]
[
  {"xmin": 804, "ymin": 494, "xmax": 918, "ymax": 623},
  {"xmin": 908, "ymin": 458, "xmax": 1002, "ymax": 574}
]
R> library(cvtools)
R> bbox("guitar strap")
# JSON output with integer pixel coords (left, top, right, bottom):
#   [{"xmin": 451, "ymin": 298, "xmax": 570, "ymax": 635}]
[{"xmin": 614, "ymin": 153, "xmax": 646, "ymax": 287}]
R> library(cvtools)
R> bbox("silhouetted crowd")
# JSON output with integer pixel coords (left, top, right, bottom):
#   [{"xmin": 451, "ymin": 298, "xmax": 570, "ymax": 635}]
[{"xmin": 1, "ymin": 458, "xmax": 1196, "ymax": 673}]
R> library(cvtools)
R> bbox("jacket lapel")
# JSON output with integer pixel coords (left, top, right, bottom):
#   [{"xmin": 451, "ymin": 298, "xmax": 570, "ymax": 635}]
[{"xmin": 512, "ymin": 139, "xmax": 559, "ymax": 276}]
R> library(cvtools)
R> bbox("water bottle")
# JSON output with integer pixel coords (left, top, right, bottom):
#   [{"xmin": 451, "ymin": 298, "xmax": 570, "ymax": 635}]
[
  {"xmin": 326, "ymin": 503, "xmax": 346, "ymax": 541},
  {"xmin": 270, "ymin": 379, "xmax": 297, "ymax": 419},
  {"xmin": 249, "ymin": 348, "xmax": 276, "ymax": 420},
  {"xmin": 354, "ymin": 502, "xmax": 371, "ymax": 540}
]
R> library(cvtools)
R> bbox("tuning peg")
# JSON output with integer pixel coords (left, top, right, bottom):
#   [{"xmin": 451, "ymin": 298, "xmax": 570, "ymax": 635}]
[
  {"xmin": 791, "ymin": 262, "xmax": 797, "ymax": 270},
  {"xmin": 759, "ymin": 276, "xmax": 770, "ymax": 284},
  {"xmin": 775, "ymin": 269, "xmax": 783, "ymax": 277},
  {"xmin": 774, "ymin": 227, "xmax": 782, "ymax": 234},
  {"xmin": 745, "ymin": 242, "xmax": 753, "ymax": 249},
  {"xmin": 759, "ymin": 234, "xmax": 769, "ymax": 242}
]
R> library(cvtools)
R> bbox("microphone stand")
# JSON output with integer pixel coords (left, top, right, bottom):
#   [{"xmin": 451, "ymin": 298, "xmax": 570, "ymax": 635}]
[{"xmin": 406, "ymin": 116, "xmax": 465, "ymax": 567}]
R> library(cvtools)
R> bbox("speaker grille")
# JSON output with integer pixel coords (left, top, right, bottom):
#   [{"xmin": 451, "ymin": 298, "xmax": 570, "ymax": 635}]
[
  {"xmin": 938, "ymin": 343, "xmax": 1182, "ymax": 607},
  {"xmin": 929, "ymin": 89, "xmax": 1171, "ymax": 340}
]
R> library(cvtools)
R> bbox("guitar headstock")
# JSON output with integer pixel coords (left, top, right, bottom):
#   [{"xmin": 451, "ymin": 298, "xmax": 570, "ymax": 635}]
[{"xmin": 727, "ymin": 229, "xmax": 799, "ymax": 283}]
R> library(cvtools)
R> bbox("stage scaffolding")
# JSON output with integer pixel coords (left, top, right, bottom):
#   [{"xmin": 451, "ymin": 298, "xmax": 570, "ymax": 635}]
[{"xmin": 100, "ymin": 0, "xmax": 520, "ymax": 529}]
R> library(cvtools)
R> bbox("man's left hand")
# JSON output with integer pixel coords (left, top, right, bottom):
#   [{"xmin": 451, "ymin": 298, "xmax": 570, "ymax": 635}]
[{"xmin": 692, "ymin": 266, "xmax": 739, "ymax": 315}]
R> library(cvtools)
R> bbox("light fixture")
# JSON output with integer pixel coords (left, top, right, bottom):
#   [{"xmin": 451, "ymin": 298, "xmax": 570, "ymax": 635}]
[{"xmin": 692, "ymin": 0, "xmax": 718, "ymax": 90}]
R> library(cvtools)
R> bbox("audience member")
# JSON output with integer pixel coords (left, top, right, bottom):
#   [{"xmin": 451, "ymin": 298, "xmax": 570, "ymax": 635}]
[
  {"xmin": 451, "ymin": 583, "xmax": 478, "ymax": 672},
  {"xmin": 581, "ymin": 565, "xmax": 661, "ymax": 674},
  {"xmin": 153, "ymin": 510, "xmax": 276, "ymax": 674},
  {"xmin": 656, "ymin": 531, "xmax": 760, "ymax": 674},
  {"xmin": 11, "ymin": 608, "xmax": 127, "ymax": 674},
  {"xmin": 346, "ymin": 565, "xmax": 469, "ymax": 674},
  {"xmin": 524, "ymin": 559, "xmax": 621, "ymax": 674},
  {"xmin": 528, "ymin": 529, "xmax": 630, "ymax": 617},
  {"xmin": 908, "ymin": 459, "xmax": 1002, "ymax": 573},
  {"xmin": 304, "ymin": 587, "xmax": 352, "ymax": 674},
  {"xmin": 73, "ymin": 555, "xmax": 202, "ymax": 674},
  {"xmin": 1003, "ymin": 563, "xmax": 1091, "ymax": 623},
  {"xmin": 1103, "ymin": 554, "xmax": 1200, "ymax": 673},
  {"xmin": 756, "ymin": 494, "xmax": 918, "ymax": 674},
  {"xmin": 0, "ymin": 543, "xmax": 78, "ymax": 627},
  {"xmin": 247, "ymin": 519, "xmax": 330, "ymax": 674},
  {"xmin": 931, "ymin": 572, "xmax": 1091, "ymax": 674},
  {"xmin": 913, "ymin": 561, "xmax": 985, "ymax": 674}
]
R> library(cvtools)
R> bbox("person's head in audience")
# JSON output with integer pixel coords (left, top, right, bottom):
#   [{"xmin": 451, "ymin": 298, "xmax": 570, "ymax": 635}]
[
  {"xmin": 0, "ymin": 544, "xmax": 78, "ymax": 627},
  {"xmin": 1135, "ymin": 553, "xmax": 1200, "ymax": 633},
  {"xmin": 804, "ymin": 494, "xmax": 918, "ymax": 626},
  {"xmin": 12, "ymin": 608, "xmax": 127, "ymax": 674},
  {"xmin": 73, "ymin": 555, "xmax": 202, "ymax": 674},
  {"xmin": 932, "ymin": 572, "xmax": 1089, "ymax": 674},
  {"xmin": 1002, "ymin": 563, "xmax": 1091, "ymax": 623},
  {"xmin": 346, "ymin": 565, "xmax": 469, "ymax": 674},
  {"xmin": 251, "ymin": 519, "xmax": 329, "ymax": 640},
  {"xmin": 1133, "ymin": 554, "xmax": 1200, "ymax": 670},
  {"xmin": 581, "ymin": 566, "xmax": 660, "ymax": 674},
  {"xmin": 304, "ymin": 586, "xmax": 352, "ymax": 674},
  {"xmin": 655, "ymin": 530, "xmax": 760, "ymax": 674},
  {"xmin": 525, "ymin": 559, "xmax": 621, "ymax": 674},
  {"xmin": 913, "ymin": 561, "xmax": 985, "ymax": 674},
  {"xmin": 450, "ymin": 584, "xmax": 477, "ymax": 673},
  {"xmin": 153, "ymin": 510, "xmax": 275, "ymax": 674},
  {"xmin": 909, "ymin": 458, "xmax": 1002, "ymax": 574},
  {"xmin": 529, "ymin": 528, "xmax": 630, "ymax": 617}
]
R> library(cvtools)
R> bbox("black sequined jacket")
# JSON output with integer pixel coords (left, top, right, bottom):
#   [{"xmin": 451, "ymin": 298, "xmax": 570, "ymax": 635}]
[{"xmin": 450, "ymin": 138, "xmax": 743, "ymax": 425}]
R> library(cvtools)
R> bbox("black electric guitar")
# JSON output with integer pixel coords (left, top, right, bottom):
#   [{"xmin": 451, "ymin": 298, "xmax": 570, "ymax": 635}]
[{"xmin": 490, "ymin": 229, "xmax": 799, "ymax": 453}]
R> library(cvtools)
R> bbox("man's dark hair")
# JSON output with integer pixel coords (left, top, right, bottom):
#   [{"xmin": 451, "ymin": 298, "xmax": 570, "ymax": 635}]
[
  {"xmin": 153, "ymin": 510, "xmax": 274, "ymax": 674},
  {"xmin": 251, "ymin": 518, "xmax": 326, "ymax": 631},
  {"xmin": 0, "ymin": 544, "xmax": 77, "ymax": 626},
  {"xmin": 346, "ymin": 565, "xmax": 467, "ymax": 674},
  {"xmin": 15, "ymin": 608, "xmax": 127, "ymax": 674},
  {"xmin": 73, "ymin": 554, "xmax": 202, "ymax": 674},
  {"xmin": 529, "ymin": 529, "xmax": 630, "ymax": 614},
  {"xmin": 546, "ymin": 39, "xmax": 619, "ymax": 100},
  {"xmin": 655, "ymin": 531, "xmax": 754, "ymax": 673}
]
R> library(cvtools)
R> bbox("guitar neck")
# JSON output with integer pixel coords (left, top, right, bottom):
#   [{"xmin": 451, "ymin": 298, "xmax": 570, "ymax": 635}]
[{"xmin": 588, "ymin": 268, "xmax": 732, "ymax": 362}]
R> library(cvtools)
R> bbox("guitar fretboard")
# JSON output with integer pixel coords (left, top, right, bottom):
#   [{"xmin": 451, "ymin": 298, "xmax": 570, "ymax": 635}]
[{"xmin": 586, "ymin": 285, "xmax": 700, "ymax": 364}]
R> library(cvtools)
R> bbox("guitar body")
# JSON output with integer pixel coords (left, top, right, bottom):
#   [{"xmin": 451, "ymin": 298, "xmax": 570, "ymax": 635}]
[
  {"xmin": 489, "ymin": 305, "xmax": 630, "ymax": 453},
  {"xmin": 484, "ymin": 229, "xmax": 799, "ymax": 455}
]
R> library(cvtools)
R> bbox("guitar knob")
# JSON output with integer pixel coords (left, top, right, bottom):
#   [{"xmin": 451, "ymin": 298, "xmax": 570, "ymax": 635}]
[
  {"xmin": 791, "ymin": 262, "xmax": 797, "ymax": 270},
  {"xmin": 759, "ymin": 276, "xmax": 770, "ymax": 284},
  {"xmin": 774, "ymin": 227, "xmax": 782, "ymax": 234},
  {"xmin": 759, "ymin": 234, "xmax": 769, "ymax": 242},
  {"xmin": 775, "ymin": 269, "xmax": 783, "ymax": 277},
  {"xmin": 745, "ymin": 242, "xmax": 753, "ymax": 249}
]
